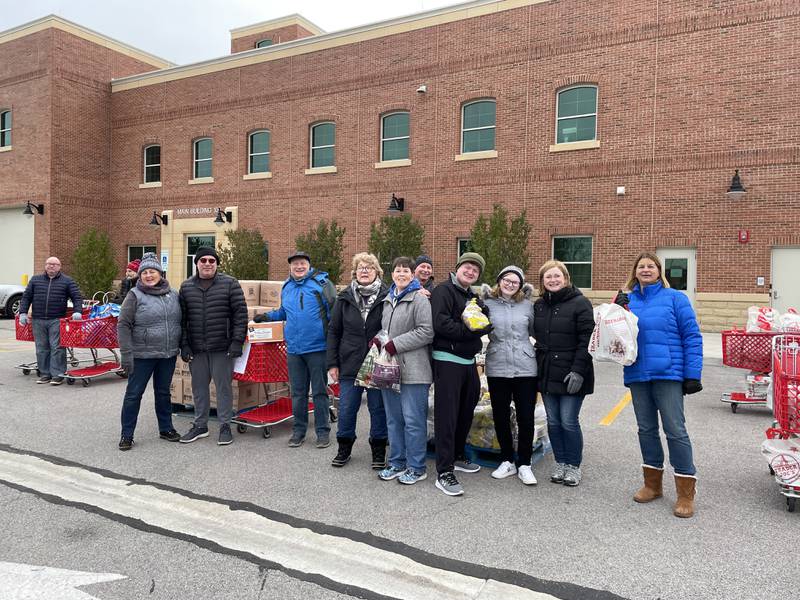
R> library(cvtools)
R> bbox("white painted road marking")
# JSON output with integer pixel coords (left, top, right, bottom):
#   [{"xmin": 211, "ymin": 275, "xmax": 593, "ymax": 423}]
[
  {"xmin": 0, "ymin": 561, "xmax": 126, "ymax": 599},
  {"xmin": 0, "ymin": 447, "xmax": 625, "ymax": 600}
]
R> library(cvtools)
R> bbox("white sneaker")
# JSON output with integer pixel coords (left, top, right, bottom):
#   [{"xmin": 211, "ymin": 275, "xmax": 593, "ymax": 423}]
[
  {"xmin": 491, "ymin": 461, "xmax": 517, "ymax": 479},
  {"xmin": 517, "ymin": 465, "xmax": 538, "ymax": 485}
]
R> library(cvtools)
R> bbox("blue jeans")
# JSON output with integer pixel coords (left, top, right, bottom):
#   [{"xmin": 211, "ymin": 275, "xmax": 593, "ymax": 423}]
[
  {"xmin": 287, "ymin": 351, "xmax": 330, "ymax": 438},
  {"xmin": 542, "ymin": 393, "xmax": 584, "ymax": 467},
  {"xmin": 629, "ymin": 380, "xmax": 696, "ymax": 476},
  {"xmin": 33, "ymin": 318, "xmax": 66, "ymax": 377},
  {"xmin": 382, "ymin": 384, "xmax": 430, "ymax": 474},
  {"xmin": 336, "ymin": 377, "xmax": 387, "ymax": 440},
  {"xmin": 120, "ymin": 356, "xmax": 177, "ymax": 438}
]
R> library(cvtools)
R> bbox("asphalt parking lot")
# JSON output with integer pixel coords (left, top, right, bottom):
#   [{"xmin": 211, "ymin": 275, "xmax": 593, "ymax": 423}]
[{"xmin": 0, "ymin": 318, "xmax": 793, "ymax": 600}]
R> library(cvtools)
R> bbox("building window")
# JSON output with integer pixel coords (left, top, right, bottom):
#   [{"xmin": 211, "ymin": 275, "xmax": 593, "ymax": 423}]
[
  {"xmin": 248, "ymin": 130, "xmax": 270, "ymax": 174},
  {"xmin": 458, "ymin": 238, "xmax": 473, "ymax": 256},
  {"xmin": 381, "ymin": 112, "xmax": 409, "ymax": 161},
  {"xmin": 553, "ymin": 236, "xmax": 592, "ymax": 288},
  {"xmin": 556, "ymin": 86, "xmax": 597, "ymax": 144},
  {"xmin": 310, "ymin": 122, "xmax": 335, "ymax": 168},
  {"xmin": 461, "ymin": 100, "xmax": 496, "ymax": 153},
  {"xmin": 193, "ymin": 138, "xmax": 212, "ymax": 179},
  {"xmin": 143, "ymin": 145, "xmax": 161, "ymax": 183},
  {"xmin": 255, "ymin": 39, "xmax": 273, "ymax": 48},
  {"xmin": 128, "ymin": 245, "xmax": 156, "ymax": 262},
  {"xmin": 0, "ymin": 110, "xmax": 10, "ymax": 147}
]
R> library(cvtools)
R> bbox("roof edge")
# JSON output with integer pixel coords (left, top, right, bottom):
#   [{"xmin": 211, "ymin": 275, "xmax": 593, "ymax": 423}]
[{"xmin": 230, "ymin": 13, "xmax": 325, "ymax": 38}]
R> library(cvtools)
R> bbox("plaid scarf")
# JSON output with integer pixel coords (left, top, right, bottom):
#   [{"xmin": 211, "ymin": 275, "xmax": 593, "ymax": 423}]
[{"xmin": 351, "ymin": 278, "xmax": 382, "ymax": 321}]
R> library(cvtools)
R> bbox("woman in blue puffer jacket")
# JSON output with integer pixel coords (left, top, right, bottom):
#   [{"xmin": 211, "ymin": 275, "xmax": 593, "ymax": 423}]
[{"xmin": 615, "ymin": 252, "xmax": 703, "ymax": 519}]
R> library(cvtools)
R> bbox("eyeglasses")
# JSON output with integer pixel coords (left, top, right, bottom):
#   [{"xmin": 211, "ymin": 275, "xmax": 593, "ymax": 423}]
[
  {"xmin": 357, "ymin": 266, "xmax": 374, "ymax": 272},
  {"xmin": 500, "ymin": 277, "xmax": 520, "ymax": 286},
  {"xmin": 198, "ymin": 258, "xmax": 217, "ymax": 265}
]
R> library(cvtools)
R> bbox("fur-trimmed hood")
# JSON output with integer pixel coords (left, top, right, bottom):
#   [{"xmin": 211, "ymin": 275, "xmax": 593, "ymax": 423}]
[{"xmin": 480, "ymin": 282, "xmax": 534, "ymax": 301}]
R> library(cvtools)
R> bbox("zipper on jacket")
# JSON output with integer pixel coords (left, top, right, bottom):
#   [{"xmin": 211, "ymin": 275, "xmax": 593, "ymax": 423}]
[
  {"xmin": 161, "ymin": 295, "xmax": 170, "ymax": 356},
  {"xmin": 45, "ymin": 277, "xmax": 52, "ymax": 317}
]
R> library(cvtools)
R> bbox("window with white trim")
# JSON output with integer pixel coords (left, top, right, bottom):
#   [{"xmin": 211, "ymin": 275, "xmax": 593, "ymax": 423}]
[
  {"xmin": 193, "ymin": 138, "xmax": 212, "ymax": 179},
  {"xmin": 255, "ymin": 39, "xmax": 273, "ymax": 48},
  {"xmin": 310, "ymin": 122, "xmax": 335, "ymax": 168},
  {"xmin": 553, "ymin": 236, "xmax": 593, "ymax": 288},
  {"xmin": 461, "ymin": 100, "xmax": 496, "ymax": 153},
  {"xmin": 128, "ymin": 245, "xmax": 156, "ymax": 262},
  {"xmin": 556, "ymin": 86, "xmax": 597, "ymax": 144},
  {"xmin": 248, "ymin": 130, "xmax": 270, "ymax": 173},
  {"xmin": 0, "ymin": 110, "xmax": 10, "ymax": 147},
  {"xmin": 143, "ymin": 144, "xmax": 160, "ymax": 183},
  {"xmin": 380, "ymin": 112, "xmax": 409, "ymax": 161}
]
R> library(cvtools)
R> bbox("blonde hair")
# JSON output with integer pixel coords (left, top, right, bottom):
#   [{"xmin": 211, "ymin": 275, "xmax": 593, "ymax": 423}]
[
  {"xmin": 537, "ymin": 260, "xmax": 571, "ymax": 297},
  {"xmin": 350, "ymin": 252, "xmax": 383, "ymax": 280},
  {"xmin": 624, "ymin": 252, "xmax": 670, "ymax": 290}
]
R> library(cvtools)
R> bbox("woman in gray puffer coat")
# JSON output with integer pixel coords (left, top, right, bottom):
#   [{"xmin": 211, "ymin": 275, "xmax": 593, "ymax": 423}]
[
  {"xmin": 482, "ymin": 266, "xmax": 538, "ymax": 485},
  {"xmin": 116, "ymin": 253, "xmax": 182, "ymax": 451}
]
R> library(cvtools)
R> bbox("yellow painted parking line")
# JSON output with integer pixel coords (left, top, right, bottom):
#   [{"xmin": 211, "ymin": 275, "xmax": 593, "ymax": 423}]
[{"xmin": 600, "ymin": 391, "xmax": 632, "ymax": 426}]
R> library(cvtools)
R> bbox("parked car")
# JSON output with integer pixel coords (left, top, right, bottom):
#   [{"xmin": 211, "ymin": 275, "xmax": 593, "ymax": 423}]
[{"xmin": 0, "ymin": 284, "xmax": 25, "ymax": 318}]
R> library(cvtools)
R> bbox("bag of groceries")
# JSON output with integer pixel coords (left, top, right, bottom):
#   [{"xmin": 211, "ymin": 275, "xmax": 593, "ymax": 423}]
[
  {"xmin": 355, "ymin": 344, "xmax": 379, "ymax": 388},
  {"xmin": 588, "ymin": 303, "xmax": 639, "ymax": 366},
  {"xmin": 746, "ymin": 306, "xmax": 779, "ymax": 333},
  {"xmin": 462, "ymin": 298, "xmax": 490, "ymax": 331},
  {"xmin": 779, "ymin": 308, "xmax": 800, "ymax": 333},
  {"xmin": 371, "ymin": 348, "xmax": 401, "ymax": 392}
]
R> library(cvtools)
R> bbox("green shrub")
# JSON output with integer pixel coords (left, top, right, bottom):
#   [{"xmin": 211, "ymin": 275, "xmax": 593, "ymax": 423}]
[
  {"xmin": 368, "ymin": 214, "xmax": 426, "ymax": 275},
  {"xmin": 295, "ymin": 219, "xmax": 346, "ymax": 283},
  {"xmin": 468, "ymin": 205, "xmax": 531, "ymax": 284},
  {"xmin": 217, "ymin": 228, "xmax": 269, "ymax": 280},
  {"xmin": 71, "ymin": 228, "xmax": 118, "ymax": 298}
]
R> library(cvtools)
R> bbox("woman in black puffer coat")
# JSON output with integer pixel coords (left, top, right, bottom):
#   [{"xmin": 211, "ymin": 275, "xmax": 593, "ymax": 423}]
[{"xmin": 532, "ymin": 260, "xmax": 595, "ymax": 488}]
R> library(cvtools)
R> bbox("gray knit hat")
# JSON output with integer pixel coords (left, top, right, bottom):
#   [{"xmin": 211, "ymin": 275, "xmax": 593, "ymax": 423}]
[
  {"xmin": 455, "ymin": 251, "xmax": 486, "ymax": 274},
  {"xmin": 138, "ymin": 252, "xmax": 162, "ymax": 275},
  {"xmin": 497, "ymin": 265, "xmax": 524, "ymax": 285}
]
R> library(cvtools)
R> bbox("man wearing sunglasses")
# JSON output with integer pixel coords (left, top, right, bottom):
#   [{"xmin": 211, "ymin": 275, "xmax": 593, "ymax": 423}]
[{"xmin": 178, "ymin": 246, "xmax": 248, "ymax": 446}]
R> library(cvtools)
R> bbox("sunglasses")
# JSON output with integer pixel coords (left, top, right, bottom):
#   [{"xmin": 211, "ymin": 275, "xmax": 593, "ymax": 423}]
[{"xmin": 198, "ymin": 258, "xmax": 217, "ymax": 264}]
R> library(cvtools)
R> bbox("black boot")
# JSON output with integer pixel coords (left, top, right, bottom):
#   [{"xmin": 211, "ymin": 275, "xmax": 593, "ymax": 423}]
[
  {"xmin": 331, "ymin": 437, "xmax": 355, "ymax": 468},
  {"xmin": 369, "ymin": 438, "xmax": 388, "ymax": 470}
]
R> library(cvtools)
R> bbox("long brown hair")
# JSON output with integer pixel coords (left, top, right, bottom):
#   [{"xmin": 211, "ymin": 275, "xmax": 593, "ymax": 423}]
[{"xmin": 624, "ymin": 252, "xmax": 670, "ymax": 290}]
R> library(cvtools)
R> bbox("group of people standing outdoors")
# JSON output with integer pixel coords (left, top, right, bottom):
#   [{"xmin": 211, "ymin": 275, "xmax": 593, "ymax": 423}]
[{"xmin": 19, "ymin": 244, "xmax": 702, "ymax": 517}]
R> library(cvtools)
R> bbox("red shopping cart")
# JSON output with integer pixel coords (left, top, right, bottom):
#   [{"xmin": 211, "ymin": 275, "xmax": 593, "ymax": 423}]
[
  {"xmin": 14, "ymin": 313, "xmax": 82, "ymax": 376},
  {"xmin": 232, "ymin": 341, "xmax": 338, "ymax": 439},
  {"xmin": 59, "ymin": 315, "xmax": 125, "ymax": 386},
  {"xmin": 720, "ymin": 329, "xmax": 779, "ymax": 413}
]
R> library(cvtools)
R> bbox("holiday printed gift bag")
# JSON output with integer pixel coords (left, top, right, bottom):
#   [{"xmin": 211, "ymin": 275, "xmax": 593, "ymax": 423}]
[
  {"xmin": 370, "ymin": 348, "xmax": 401, "ymax": 392},
  {"xmin": 355, "ymin": 345, "xmax": 380, "ymax": 388},
  {"xmin": 588, "ymin": 303, "xmax": 639, "ymax": 366}
]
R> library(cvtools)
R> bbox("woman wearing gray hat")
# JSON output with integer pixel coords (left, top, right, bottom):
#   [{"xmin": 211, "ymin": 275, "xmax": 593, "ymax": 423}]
[
  {"xmin": 117, "ymin": 252, "xmax": 182, "ymax": 451},
  {"xmin": 481, "ymin": 266, "xmax": 538, "ymax": 485}
]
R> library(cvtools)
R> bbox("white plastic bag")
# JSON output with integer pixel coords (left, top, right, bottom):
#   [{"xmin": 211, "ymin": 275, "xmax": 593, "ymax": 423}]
[
  {"xmin": 779, "ymin": 308, "xmax": 800, "ymax": 333},
  {"xmin": 747, "ymin": 305, "xmax": 779, "ymax": 332},
  {"xmin": 588, "ymin": 303, "xmax": 639, "ymax": 366},
  {"xmin": 462, "ymin": 298, "xmax": 490, "ymax": 331}
]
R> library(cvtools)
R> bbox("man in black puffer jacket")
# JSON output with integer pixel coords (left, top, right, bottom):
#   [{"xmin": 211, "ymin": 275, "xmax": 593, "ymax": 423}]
[{"xmin": 178, "ymin": 247, "xmax": 248, "ymax": 446}]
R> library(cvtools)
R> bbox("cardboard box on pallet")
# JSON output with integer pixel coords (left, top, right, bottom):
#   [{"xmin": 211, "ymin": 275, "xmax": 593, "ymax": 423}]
[
  {"xmin": 259, "ymin": 281, "xmax": 283, "ymax": 307},
  {"xmin": 178, "ymin": 379, "xmax": 262, "ymax": 413},
  {"xmin": 239, "ymin": 281, "xmax": 261, "ymax": 306},
  {"xmin": 247, "ymin": 321, "xmax": 285, "ymax": 343},
  {"xmin": 247, "ymin": 305, "xmax": 275, "ymax": 321},
  {"xmin": 169, "ymin": 376, "xmax": 183, "ymax": 401}
]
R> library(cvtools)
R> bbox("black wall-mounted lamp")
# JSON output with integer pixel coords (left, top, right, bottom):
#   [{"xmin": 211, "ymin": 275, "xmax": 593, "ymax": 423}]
[
  {"xmin": 214, "ymin": 207, "xmax": 233, "ymax": 226},
  {"xmin": 22, "ymin": 201, "xmax": 44, "ymax": 218},
  {"xmin": 388, "ymin": 193, "xmax": 405, "ymax": 212},
  {"xmin": 149, "ymin": 211, "xmax": 168, "ymax": 229},
  {"xmin": 727, "ymin": 169, "xmax": 746, "ymax": 200}
]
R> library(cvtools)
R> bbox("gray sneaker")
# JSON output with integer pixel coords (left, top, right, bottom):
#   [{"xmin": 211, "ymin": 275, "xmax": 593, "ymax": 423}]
[
  {"xmin": 179, "ymin": 425, "xmax": 209, "ymax": 443},
  {"xmin": 453, "ymin": 458, "xmax": 481, "ymax": 473},
  {"xmin": 316, "ymin": 433, "xmax": 330, "ymax": 449},
  {"xmin": 550, "ymin": 462, "xmax": 567, "ymax": 483},
  {"xmin": 218, "ymin": 424, "xmax": 233, "ymax": 446},
  {"xmin": 288, "ymin": 435, "xmax": 305, "ymax": 448},
  {"xmin": 563, "ymin": 465, "xmax": 582, "ymax": 486},
  {"xmin": 436, "ymin": 471, "xmax": 464, "ymax": 496}
]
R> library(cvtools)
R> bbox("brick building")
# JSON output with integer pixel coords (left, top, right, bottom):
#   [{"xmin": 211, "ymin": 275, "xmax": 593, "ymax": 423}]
[{"xmin": 1, "ymin": 1, "xmax": 798, "ymax": 330}]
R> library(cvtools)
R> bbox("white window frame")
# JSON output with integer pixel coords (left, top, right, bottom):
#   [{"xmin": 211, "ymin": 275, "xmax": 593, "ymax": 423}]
[
  {"xmin": 555, "ymin": 85, "xmax": 598, "ymax": 144},
  {"xmin": 0, "ymin": 110, "xmax": 10, "ymax": 147},
  {"xmin": 309, "ymin": 122, "xmax": 335, "ymax": 168},
  {"xmin": 143, "ymin": 144, "xmax": 161, "ymax": 183},
  {"xmin": 127, "ymin": 245, "xmax": 156, "ymax": 263},
  {"xmin": 255, "ymin": 39, "xmax": 273, "ymax": 48},
  {"xmin": 193, "ymin": 137, "xmax": 212, "ymax": 179},
  {"xmin": 380, "ymin": 112, "xmax": 410, "ymax": 162},
  {"xmin": 248, "ymin": 130, "xmax": 270, "ymax": 174},
  {"xmin": 461, "ymin": 99, "xmax": 496, "ymax": 154},
  {"xmin": 552, "ymin": 235, "xmax": 593, "ymax": 289}
]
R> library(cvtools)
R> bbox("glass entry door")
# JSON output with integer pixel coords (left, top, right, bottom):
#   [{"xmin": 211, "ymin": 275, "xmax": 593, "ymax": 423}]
[
  {"xmin": 656, "ymin": 247, "xmax": 696, "ymax": 306},
  {"xmin": 187, "ymin": 235, "xmax": 215, "ymax": 278}
]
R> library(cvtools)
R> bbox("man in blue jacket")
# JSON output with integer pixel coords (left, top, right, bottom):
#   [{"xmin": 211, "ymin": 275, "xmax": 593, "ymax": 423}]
[
  {"xmin": 255, "ymin": 251, "xmax": 337, "ymax": 448},
  {"xmin": 18, "ymin": 256, "xmax": 83, "ymax": 385}
]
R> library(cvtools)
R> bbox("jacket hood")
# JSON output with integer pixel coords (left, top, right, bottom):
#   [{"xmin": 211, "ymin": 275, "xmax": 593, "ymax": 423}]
[{"xmin": 481, "ymin": 282, "xmax": 534, "ymax": 301}]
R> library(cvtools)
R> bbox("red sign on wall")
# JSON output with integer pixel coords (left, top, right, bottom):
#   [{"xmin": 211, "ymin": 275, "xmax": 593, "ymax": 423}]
[{"xmin": 738, "ymin": 230, "xmax": 750, "ymax": 243}]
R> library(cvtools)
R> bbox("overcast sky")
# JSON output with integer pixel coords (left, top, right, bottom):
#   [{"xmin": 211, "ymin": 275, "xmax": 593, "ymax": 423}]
[{"xmin": 2, "ymin": 0, "xmax": 468, "ymax": 65}]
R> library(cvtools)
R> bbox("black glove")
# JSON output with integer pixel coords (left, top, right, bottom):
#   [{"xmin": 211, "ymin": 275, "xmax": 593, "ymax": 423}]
[
  {"xmin": 253, "ymin": 313, "xmax": 267, "ymax": 323},
  {"xmin": 683, "ymin": 379, "xmax": 703, "ymax": 395},
  {"xmin": 564, "ymin": 371, "xmax": 584, "ymax": 395},
  {"xmin": 121, "ymin": 353, "xmax": 134, "ymax": 376},
  {"xmin": 613, "ymin": 290, "xmax": 630, "ymax": 308},
  {"xmin": 180, "ymin": 346, "xmax": 193, "ymax": 363},
  {"xmin": 475, "ymin": 324, "xmax": 494, "ymax": 336},
  {"xmin": 228, "ymin": 342, "xmax": 243, "ymax": 359}
]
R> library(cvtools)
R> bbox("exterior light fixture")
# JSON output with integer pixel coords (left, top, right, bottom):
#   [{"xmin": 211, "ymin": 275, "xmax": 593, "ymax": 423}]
[
  {"xmin": 22, "ymin": 201, "xmax": 44, "ymax": 218},
  {"xmin": 149, "ymin": 211, "xmax": 168, "ymax": 229},
  {"xmin": 727, "ymin": 169, "xmax": 746, "ymax": 200},
  {"xmin": 214, "ymin": 207, "xmax": 232, "ymax": 226},
  {"xmin": 388, "ymin": 193, "xmax": 405, "ymax": 212}
]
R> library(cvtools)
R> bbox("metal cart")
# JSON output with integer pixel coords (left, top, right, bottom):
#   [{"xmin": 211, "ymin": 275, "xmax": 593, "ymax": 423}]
[
  {"xmin": 59, "ymin": 315, "xmax": 125, "ymax": 386},
  {"xmin": 720, "ymin": 329, "xmax": 779, "ymax": 413},
  {"xmin": 14, "ymin": 313, "xmax": 80, "ymax": 376}
]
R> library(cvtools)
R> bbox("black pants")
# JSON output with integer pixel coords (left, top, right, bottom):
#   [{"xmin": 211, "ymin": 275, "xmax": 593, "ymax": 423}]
[
  {"xmin": 487, "ymin": 376, "xmax": 537, "ymax": 466},
  {"xmin": 434, "ymin": 360, "xmax": 480, "ymax": 475}
]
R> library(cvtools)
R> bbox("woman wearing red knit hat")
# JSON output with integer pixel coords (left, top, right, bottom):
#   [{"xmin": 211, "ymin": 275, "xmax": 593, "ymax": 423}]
[{"xmin": 116, "ymin": 259, "xmax": 140, "ymax": 304}]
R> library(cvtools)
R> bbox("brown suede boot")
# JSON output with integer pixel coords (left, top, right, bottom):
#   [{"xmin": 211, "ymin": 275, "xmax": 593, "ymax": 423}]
[
  {"xmin": 633, "ymin": 465, "xmax": 663, "ymax": 503},
  {"xmin": 673, "ymin": 474, "xmax": 697, "ymax": 518}
]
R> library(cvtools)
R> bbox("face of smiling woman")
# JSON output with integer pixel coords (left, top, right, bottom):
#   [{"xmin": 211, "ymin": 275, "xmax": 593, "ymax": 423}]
[
  {"xmin": 635, "ymin": 258, "xmax": 660, "ymax": 287},
  {"xmin": 392, "ymin": 265, "xmax": 413, "ymax": 291},
  {"xmin": 139, "ymin": 268, "xmax": 162, "ymax": 287}
]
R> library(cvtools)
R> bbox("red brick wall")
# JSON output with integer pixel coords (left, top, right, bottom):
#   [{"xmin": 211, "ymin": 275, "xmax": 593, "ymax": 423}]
[{"xmin": 231, "ymin": 24, "xmax": 317, "ymax": 54}]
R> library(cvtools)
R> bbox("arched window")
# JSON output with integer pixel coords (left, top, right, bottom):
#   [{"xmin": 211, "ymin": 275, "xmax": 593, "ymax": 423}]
[
  {"xmin": 0, "ymin": 110, "xmax": 11, "ymax": 148},
  {"xmin": 193, "ymin": 138, "xmax": 212, "ymax": 179},
  {"xmin": 380, "ymin": 112, "xmax": 410, "ymax": 161},
  {"xmin": 310, "ymin": 122, "xmax": 335, "ymax": 168},
  {"xmin": 255, "ymin": 39, "xmax": 273, "ymax": 48},
  {"xmin": 556, "ymin": 85, "xmax": 597, "ymax": 144},
  {"xmin": 143, "ymin": 144, "xmax": 161, "ymax": 183},
  {"xmin": 461, "ymin": 99, "xmax": 496, "ymax": 153},
  {"xmin": 248, "ymin": 130, "xmax": 271, "ymax": 174}
]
